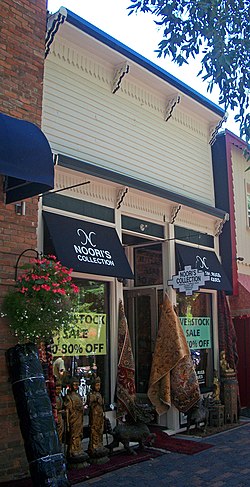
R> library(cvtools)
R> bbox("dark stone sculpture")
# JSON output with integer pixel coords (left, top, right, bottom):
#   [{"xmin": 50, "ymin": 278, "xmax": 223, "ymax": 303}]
[
  {"xmin": 186, "ymin": 397, "xmax": 210, "ymax": 434},
  {"xmin": 106, "ymin": 420, "xmax": 156, "ymax": 455}
]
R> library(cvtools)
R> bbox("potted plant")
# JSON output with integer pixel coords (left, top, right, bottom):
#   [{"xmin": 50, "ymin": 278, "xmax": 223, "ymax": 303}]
[{"xmin": 2, "ymin": 254, "xmax": 79, "ymax": 342}]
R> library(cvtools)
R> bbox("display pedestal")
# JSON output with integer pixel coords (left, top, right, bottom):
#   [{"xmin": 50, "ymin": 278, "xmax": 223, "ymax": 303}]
[
  {"xmin": 209, "ymin": 404, "xmax": 225, "ymax": 428},
  {"xmin": 221, "ymin": 375, "xmax": 238, "ymax": 424}
]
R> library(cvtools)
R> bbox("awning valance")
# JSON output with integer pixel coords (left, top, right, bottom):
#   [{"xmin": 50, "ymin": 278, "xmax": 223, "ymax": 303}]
[
  {"xmin": 0, "ymin": 113, "xmax": 54, "ymax": 203},
  {"xmin": 174, "ymin": 243, "xmax": 232, "ymax": 293},
  {"xmin": 43, "ymin": 212, "xmax": 134, "ymax": 280}
]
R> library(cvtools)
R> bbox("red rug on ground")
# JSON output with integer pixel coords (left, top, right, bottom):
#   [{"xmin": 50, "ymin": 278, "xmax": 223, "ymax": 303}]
[
  {"xmin": 1, "ymin": 448, "xmax": 163, "ymax": 487},
  {"xmin": 1, "ymin": 431, "xmax": 213, "ymax": 486},
  {"xmin": 68, "ymin": 447, "xmax": 163, "ymax": 484},
  {"xmin": 148, "ymin": 426, "xmax": 213, "ymax": 455}
]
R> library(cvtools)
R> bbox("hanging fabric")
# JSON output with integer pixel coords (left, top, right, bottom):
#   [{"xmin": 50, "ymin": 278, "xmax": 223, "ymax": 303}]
[
  {"xmin": 148, "ymin": 294, "xmax": 200, "ymax": 415},
  {"xmin": 218, "ymin": 290, "xmax": 239, "ymax": 370},
  {"xmin": 116, "ymin": 299, "xmax": 136, "ymax": 420}
]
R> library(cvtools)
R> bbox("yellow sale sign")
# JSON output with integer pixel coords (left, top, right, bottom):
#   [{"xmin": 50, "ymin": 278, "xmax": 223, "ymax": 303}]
[{"xmin": 52, "ymin": 312, "xmax": 107, "ymax": 356}]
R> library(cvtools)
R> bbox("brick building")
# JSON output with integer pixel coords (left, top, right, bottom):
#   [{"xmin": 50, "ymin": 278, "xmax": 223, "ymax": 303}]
[{"xmin": 0, "ymin": 0, "xmax": 53, "ymax": 481}]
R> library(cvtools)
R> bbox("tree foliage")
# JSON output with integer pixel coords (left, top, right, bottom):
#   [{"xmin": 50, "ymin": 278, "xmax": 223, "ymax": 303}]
[{"xmin": 128, "ymin": 0, "xmax": 250, "ymax": 144}]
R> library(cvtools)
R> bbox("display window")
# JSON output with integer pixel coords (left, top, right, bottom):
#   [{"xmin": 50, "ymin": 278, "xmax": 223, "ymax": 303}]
[
  {"xmin": 52, "ymin": 279, "xmax": 110, "ymax": 407},
  {"xmin": 134, "ymin": 243, "xmax": 163, "ymax": 286},
  {"xmin": 176, "ymin": 292, "xmax": 214, "ymax": 393}
]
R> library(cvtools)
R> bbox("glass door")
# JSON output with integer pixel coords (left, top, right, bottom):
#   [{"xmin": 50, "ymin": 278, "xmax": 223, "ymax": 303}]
[{"xmin": 124, "ymin": 288, "xmax": 163, "ymax": 397}]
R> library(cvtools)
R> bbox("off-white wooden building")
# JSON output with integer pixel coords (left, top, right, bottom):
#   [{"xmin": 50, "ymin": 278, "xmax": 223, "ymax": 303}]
[{"xmin": 41, "ymin": 7, "xmax": 231, "ymax": 432}]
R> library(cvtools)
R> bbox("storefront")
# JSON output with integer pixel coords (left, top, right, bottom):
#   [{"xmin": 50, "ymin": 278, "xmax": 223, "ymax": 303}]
[
  {"xmin": 40, "ymin": 178, "xmax": 231, "ymax": 431},
  {"xmin": 39, "ymin": 7, "xmax": 233, "ymax": 433}
]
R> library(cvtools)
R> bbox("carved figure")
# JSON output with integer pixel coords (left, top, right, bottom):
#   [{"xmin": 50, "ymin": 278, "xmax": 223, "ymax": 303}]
[
  {"xmin": 87, "ymin": 376, "xmax": 105, "ymax": 456},
  {"xmin": 220, "ymin": 351, "xmax": 235, "ymax": 376},
  {"xmin": 213, "ymin": 370, "xmax": 221, "ymax": 402},
  {"xmin": 186, "ymin": 397, "xmax": 209, "ymax": 434},
  {"xmin": 53, "ymin": 356, "xmax": 65, "ymax": 381},
  {"xmin": 64, "ymin": 377, "xmax": 84, "ymax": 459},
  {"xmin": 55, "ymin": 382, "xmax": 65, "ymax": 445},
  {"xmin": 106, "ymin": 420, "xmax": 156, "ymax": 455}
]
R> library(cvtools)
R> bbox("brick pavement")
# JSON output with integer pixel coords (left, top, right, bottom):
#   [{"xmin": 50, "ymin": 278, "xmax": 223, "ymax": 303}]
[{"xmin": 74, "ymin": 419, "xmax": 250, "ymax": 487}]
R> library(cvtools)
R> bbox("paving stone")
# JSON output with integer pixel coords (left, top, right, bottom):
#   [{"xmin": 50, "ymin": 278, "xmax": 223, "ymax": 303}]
[{"xmin": 74, "ymin": 421, "xmax": 250, "ymax": 487}]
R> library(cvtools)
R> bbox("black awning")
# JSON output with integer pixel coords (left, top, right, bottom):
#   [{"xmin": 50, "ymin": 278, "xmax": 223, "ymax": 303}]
[
  {"xmin": 0, "ymin": 113, "xmax": 54, "ymax": 203},
  {"xmin": 175, "ymin": 243, "xmax": 232, "ymax": 293},
  {"xmin": 43, "ymin": 212, "xmax": 134, "ymax": 280}
]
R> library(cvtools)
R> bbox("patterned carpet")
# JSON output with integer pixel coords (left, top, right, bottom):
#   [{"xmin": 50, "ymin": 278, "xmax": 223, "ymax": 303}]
[
  {"xmin": 1, "ymin": 448, "xmax": 164, "ymax": 487},
  {"xmin": 1, "ymin": 426, "xmax": 216, "ymax": 486},
  {"xmin": 148, "ymin": 426, "xmax": 213, "ymax": 454}
]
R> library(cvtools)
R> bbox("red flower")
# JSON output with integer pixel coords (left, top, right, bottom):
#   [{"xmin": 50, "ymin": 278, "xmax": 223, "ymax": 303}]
[
  {"xmin": 41, "ymin": 284, "xmax": 51, "ymax": 291},
  {"xmin": 32, "ymin": 285, "xmax": 41, "ymax": 291},
  {"xmin": 47, "ymin": 255, "xmax": 57, "ymax": 260},
  {"xmin": 71, "ymin": 284, "xmax": 79, "ymax": 293},
  {"xmin": 20, "ymin": 287, "xmax": 28, "ymax": 294},
  {"xmin": 31, "ymin": 274, "xmax": 40, "ymax": 280},
  {"xmin": 52, "ymin": 288, "xmax": 66, "ymax": 295}
]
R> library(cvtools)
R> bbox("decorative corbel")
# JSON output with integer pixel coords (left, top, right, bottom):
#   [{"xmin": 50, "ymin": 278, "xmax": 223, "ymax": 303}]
[
  {"xmin": 209, "ymin": 112, "xmax": 228, "ymax": 146},
  {"xmin": 165, "ymin": 94, "xmax": 181, "ymax": 122},
  {"xmin": 53, "ymin": 153, "xmax": 59, "ymax": 165},
  {"xmin": 112, "ymin": 62, "xmax": 130, "ymax": 94},
  {"xmin": 116, "ymin": 187, "xmax": 129, "ymax": 209},
  {"xmin": 215, "ymin": 212, "xmax": 229, "ymax": 236},
  {"xmin": 170, "ymin": 204, "xmax": 182, "ymax": 224},
  {"xmin": 45, "ymin": 7, "xmax": 67, "ymax": 58}
]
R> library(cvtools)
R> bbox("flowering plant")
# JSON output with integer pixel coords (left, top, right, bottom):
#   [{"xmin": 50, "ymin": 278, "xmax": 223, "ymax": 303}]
[{"xmin": 2, "ymin": 255, "xmax": 79, "ymax": 342}]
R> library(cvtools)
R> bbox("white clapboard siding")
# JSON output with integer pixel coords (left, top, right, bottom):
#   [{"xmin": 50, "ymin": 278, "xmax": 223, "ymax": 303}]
[
  {"xmin": 43, "ymin": 51, "xmax": 215, "ymax": 207},
  {"xmin": 232, "ymin": 146, "xmax": 250, "ymax": 266}
]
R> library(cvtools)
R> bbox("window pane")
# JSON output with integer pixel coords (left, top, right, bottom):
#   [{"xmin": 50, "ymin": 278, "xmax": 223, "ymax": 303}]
[
  {"xmin": 176, "ymin": 292, "xmax": 214, "ymax": 392},
  {"xmin": 134, "ymin": 244, "xmax": 163, "ymax": 286},
  {"xmin": 136, "ymin": 294, "xmax": 152, "ymax": 393},
  {"xmin": 57, "ymin": 279, "xmax": 110, "ymax": 407}
]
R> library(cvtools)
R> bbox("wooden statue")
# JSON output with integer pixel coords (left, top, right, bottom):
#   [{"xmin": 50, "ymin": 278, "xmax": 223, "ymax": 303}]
[
  {"xmin": 64, "ymin": 377, "xmax": 84, "ymax": 459},
  {"xmin": 213, "ymin": 370, "xmax": 221, "ymax": 402},
  {"xmin": 55, "ymin": 382, "xmax": 65, "ymax": 445},
  {"xmin": 220, "ymin": 351, "xmax": 235, "ymax": 376},
  {"xmin": 87, "ymin": 376, "xmax": 106, "ymax": 457}
]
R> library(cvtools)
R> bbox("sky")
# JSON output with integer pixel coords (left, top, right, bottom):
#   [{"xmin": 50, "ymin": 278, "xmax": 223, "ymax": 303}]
[{"xmin": 47, "ymin": 0, "xmax": 239, "ymax": 136}]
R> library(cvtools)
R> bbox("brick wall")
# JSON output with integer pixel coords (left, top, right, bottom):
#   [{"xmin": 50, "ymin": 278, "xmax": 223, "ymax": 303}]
[{"xmin": 0, "ymin": 0, "xmax": 47, "ymax": 482}]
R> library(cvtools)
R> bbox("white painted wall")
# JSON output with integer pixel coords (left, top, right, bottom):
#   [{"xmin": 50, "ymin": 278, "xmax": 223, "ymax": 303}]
[{"xmin": 42, "ymin": 35, "xmax": 216, "ymax": 208}]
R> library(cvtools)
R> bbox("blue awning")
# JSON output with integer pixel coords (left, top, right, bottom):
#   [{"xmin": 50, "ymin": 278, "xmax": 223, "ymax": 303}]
[
  {"xmin": 43, "ymin": 212, "xmax": 134, "ymax": 280},
  {"xmin": 0, "ymin": 113, "xmax": 54, "ymax": 203},
  {"xmin": 175, "ymin": 243, "xmax": 232, "ymax": 293}
]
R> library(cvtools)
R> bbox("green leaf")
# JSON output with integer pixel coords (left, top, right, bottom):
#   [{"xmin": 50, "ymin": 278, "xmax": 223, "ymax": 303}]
[{"xmin": 128, "ymin": 0, "xmax": 250, "ymax": 144}]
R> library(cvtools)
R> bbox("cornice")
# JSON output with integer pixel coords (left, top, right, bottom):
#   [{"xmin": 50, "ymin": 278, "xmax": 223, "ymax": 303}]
[{"xmin": 48, "ymin": 39, "xmax": 208, "ymax": 138}]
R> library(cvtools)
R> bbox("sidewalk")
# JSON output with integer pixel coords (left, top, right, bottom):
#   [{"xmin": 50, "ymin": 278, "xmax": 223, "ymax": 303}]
[{"xmin": 75, "ymin": 419, "xmax": 250, "ymax": 487}]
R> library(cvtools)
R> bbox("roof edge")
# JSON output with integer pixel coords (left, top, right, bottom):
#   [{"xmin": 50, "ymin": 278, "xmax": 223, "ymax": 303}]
[{"xmin": 48, "ymin": 8, "xmax": 225, "ymax": 118}]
